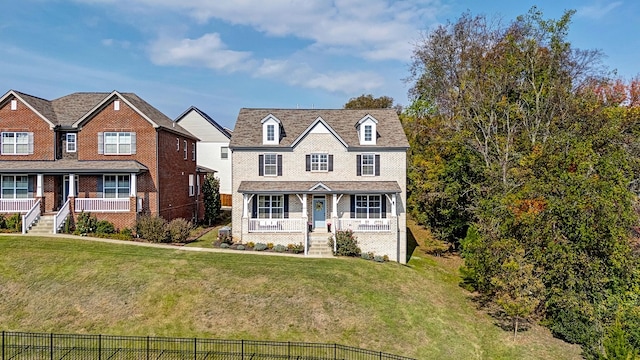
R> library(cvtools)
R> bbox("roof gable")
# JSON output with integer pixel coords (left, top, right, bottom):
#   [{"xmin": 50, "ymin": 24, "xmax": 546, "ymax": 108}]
[
  {"xmin": 0, "ymin": 90, "xmax": 57, "ymax": 128},
  {"xmin": 175, "ymin": 106, "xmax": 232, "ymax": 139},
  {"xmin": 291, "ymin": 116, "xmax": 348, "ymax": 149}
]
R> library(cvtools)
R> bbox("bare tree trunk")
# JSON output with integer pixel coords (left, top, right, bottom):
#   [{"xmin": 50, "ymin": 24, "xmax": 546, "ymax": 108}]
[{"xmin": 513, "ymin": 317, "xmax": 519, "ymax": 341}]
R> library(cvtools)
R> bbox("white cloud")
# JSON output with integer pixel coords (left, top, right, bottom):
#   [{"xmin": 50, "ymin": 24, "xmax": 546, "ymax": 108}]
[
  {"xmin": 148, "ymin": 33, "xmax": 253, "ymax": 72},
  {"xmin": 577, "ymin": 1, "xmax": 623, "ymax": 20}
]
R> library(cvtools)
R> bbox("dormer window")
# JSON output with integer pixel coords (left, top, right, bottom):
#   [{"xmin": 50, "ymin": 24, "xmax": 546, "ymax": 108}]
[
  {"xmin": 261, "ymin": 115, "xmax": 281, "ymax": 145},
  {"xmin": 357, "ymin": 115, "xmax": 378, "ymax": 145}
]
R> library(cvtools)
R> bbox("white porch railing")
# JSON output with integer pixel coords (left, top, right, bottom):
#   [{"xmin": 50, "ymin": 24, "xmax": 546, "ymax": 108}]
[
  {"xmin": 336, "ymin": 218, "xmax": 391, "ymax": 232},
  {"xmin": 75, "ymin": 198, "xmax": 130, "ymax": 212},
  {"xmin": 248, "ymin": 218, "xmax": 306, "ymax": 233},
  {"xmin": 0, "ymin": 198, "xmax": 36, "ymax": 213},
  {"xmin": 22, "ymin": 199, "xmax": 42, "ymax": 234},
  {"xmin": 54, "ymin": 199, "xmax": 71, "ymax": 234}
]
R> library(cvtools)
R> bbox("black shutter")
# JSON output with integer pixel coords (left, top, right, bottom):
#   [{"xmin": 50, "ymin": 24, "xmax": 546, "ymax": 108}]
[
  {"xmin": 350, "ymin": 195, "xmax": 355, "ymax": 218},
  {"xmin": 328, "ymin": 155, "xmax": 333, "ymax": 172},
  {"xmin": 277, "ymin": 155, "xmax": 283, "ymax": 176},
  {"xmin": 306, "ymin": 155, "xmax": 311, "ymax": 171},
  {"xmin": 284, "ymin": 195, "xmax": 289, "ymax": 218},
  {"xmin": 28, "ymin": 176, "xmax": 34, "ymax": 197},
  {"xmin": 356, "ymin": 155, "xmax": 361, "ymax": 176},
  {"xmin": 375, "ymin": 154, "xmax": 380, "ymax": 176},
  {"xmin": 252, "ymin": 196, "xmax": 257, "ymax": 218},
  {"xmin": 381, "ymin": 196, "xmax": 387, "ymax": 218},
  {"xmin": 97, "ymin": 177, "xmax": 103, "ymax": 198},
  {"xmin": 258, "ymin": 155, "xmax": 264, "ymax": 176}
]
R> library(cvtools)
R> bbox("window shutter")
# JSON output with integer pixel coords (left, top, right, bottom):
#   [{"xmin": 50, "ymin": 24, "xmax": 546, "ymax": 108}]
[
  {"xmin": 356, "ymin": 155, "xmax": 362, "ymax": 176},
  {"xmin": 258, "ymin": 155, "xmax": 264, "ymax": 176},
  {"xmin": 381, "ymin": 196, "xmax": 387, "ymax": 218},
  {"xmin": 350, "ymin": 195, "xmax": 355, "ymax": 218},
  {"xmin": 284, "ymin": 195, "xmax": 289, "ymax": 218},
  {"xmin": 98, "ymin": 132, "xmax": 104, "ymax": 154},
  {"xmin": 277, "ymin": 155, "xmax": 283, "ymax": 176},
  {"xmin": 28, "ymin": 132, "xmax": 34, "ymax": 154},
  {"xmin": 252, "ymin": 196, "xmax": 257, "ymax": 218},
  {"xmin": 131, "ymin": 132, "xmax": 136, "ymax": 154},
  {"xmin": 28, "ymin": 176, "xmax": 34, "ymax": 197},
  {"xmin": 97, "ymin": 176, "xmax": 103, "ymax": 198},
  {"xmin": 305, "ymin": 155, "xmax": 311, "ymax": 171},
  {"xmin": 375, "ymin": 154, "xmax": 380, "ymax": 176},
  {"xmin": 328, "ymin": 155, "xmax": 334, "ymax": 172}
]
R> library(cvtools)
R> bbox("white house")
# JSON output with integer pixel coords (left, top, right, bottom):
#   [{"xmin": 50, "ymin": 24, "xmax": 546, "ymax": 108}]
[{"xmin": 175, "ymin": 106, "xmax": 232, "ymax": 206}]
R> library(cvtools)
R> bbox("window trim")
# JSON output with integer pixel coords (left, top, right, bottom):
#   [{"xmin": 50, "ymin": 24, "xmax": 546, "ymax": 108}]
[
  {"xmin": 266, "ymin": 124, "xmax": 275, "ymax": 142},
  {"xmin": 1, "ymin": 175, "xmax": 29, "ymax": 199},
  {"xmin": 1, "ymin": 132, "xmax": 31, "ymax": 155},
  {"xmin": 311, "ymin": 153, "xmax": 328, "ymax": 172},
  {"xmin": 263, "ymin": 153, "xmax": 278, "ymax": 176},
  {"xmin": 189, "ymin": 174, "xmax": 195, "ymax": 196},
  {"xmin": 364, "ymin": 125, "xmax": 372, "ymax": 142},
  {"xmin": 221, "ymin": 146, "xmax": 229, "ymax": 160},
  {"xmin": 257, "ymin": 194, "xmax": 284, "ymax": 219},
  {"xmin": 183, "ymin": 140, "xmax": 187, "ymax": 160},
  {"xmin": 176, "ymin": 138, "xmax": 180, "ymax": 151},
  {"xmin": 361, "ymin": 154, "xmax": 375, "ymax": 176},
  {"xmin": 354, "ymin": 194, "xmax": 382, "ymax": 219},
  {"xmin": 66, "ymin": 133, "xmax": 77, "ymax": 153},
  {"xmin": 191, "ymin": 143, "xmax": 196, "ymax": 161},
  {"xmin": 103, "ymin": 132, "xmax": 133, "ymax": 155},
  {"xmin": 102, "ymin": 174, "xmax": 130, "ymax": 199}
]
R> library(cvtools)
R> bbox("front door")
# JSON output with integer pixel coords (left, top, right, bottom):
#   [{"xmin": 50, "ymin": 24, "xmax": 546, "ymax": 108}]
[{"xmin": 312, "ymin": 198, "xmax": 326, "ymax": 229}]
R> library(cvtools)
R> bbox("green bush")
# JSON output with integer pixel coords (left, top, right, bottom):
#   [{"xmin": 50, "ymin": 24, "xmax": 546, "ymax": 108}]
[
  {"xmin": 287, "ymin": 243, "xmax": 304, "ymax": 254},
  {"xmin": 95, "ymin": 220, "xmax": 115, "ymax": 234},
  {"xmin": 247, "ymin": 242, "xmax": 255, "ymax": 248},
  {"xmin": 374, "ymin": 255, "xmax": 385, "ymax": 262},
  {"xmin": 236, "ymin": 245, "xmax": 245, "ymax": 250},
  {"xmin": 361, "ymin": 252, "xmax": 371, "ymax": 260},
  {"xmin": 220, "ymin": 243, "xmax": 230, "ymax": 249},
  {"xmin": 76, "ymin": 212, "xmax": 97, "ymax": 234},
  {"xmin": 330, "ymin": 230, "xmax": 361, "ymax": 257},
  {"xmin": 254, "ymin": 243, "xmax": 268, "ymax": 251},
  {"xmin": 274, "ymin": 244, "xmax": 286, "ymax": 252},
  {"xmin": 0, "ymin": 214, "xmax": 6, "ymax": 229},
  {"xmin": 136, "ymin": 215, "xmax": 168, "ymax": 243},
  {"xmin": 167, "ymin": 218, "xmax": 192, "ymax": 243},
  {"xmin": 6, "ymin": 213, "xmax": 22, "ymax": 232}
]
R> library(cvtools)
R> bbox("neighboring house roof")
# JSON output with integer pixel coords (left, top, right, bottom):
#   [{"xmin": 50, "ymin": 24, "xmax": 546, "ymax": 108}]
[
  {"xmin": 229, "ymin": 108, "xmax": 409, "ymax": 149},
  {"xmin": 237, "ymin": 181, "xmax": 402, "ymax": 194},
  {"xmin": 0, "ymin": 89, "xmax": 197, "ymax": 139},
  {"xmin": 0, "ymin": 160, "xmax": 148, "ymax": 173},
  {"xmin": 175, "ymin": 106, "xmax": 232, "ymax": 139}
]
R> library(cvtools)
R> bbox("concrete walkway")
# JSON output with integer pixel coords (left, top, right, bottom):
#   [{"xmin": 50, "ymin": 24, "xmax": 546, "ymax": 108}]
[{"xmin": 0, "ymin": 232, "xmax": 329, "ymax": 258}]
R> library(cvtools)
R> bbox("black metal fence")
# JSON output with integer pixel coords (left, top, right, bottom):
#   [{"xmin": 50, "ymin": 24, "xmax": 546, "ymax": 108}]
[{"xmin": 0, "ymin": 331, "xmax": 415, "ymax": 360}]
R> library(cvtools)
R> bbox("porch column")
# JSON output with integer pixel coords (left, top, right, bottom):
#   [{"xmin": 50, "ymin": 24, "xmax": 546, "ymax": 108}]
[
  {"xmin": 332, "ymin": 193, "xmax": 337, "ymax": 217},
  {"xmin": 302, "ymin": 193, "xmax": 308, "ymax": 256},
  {"xmin": 302, "ymin": 194, "xmax": 307, "ymax": 215},
  {"xmin": 36, "ymin": 174, "xmax": 43, "ymax": 197},
  {"xmin": 242, "ymin": 194, "xmax": 249, "ymax": 218},
  {"xmin": 130, "ymin": 173, "xmax": 137, "ymax": 197},
  {"xmin": 391, "ymin": 193, "xmax": 397, "ymax": 217},
  {"xmin": 68, "ymin": 174, "xmax": 75, "ymax": 199}
]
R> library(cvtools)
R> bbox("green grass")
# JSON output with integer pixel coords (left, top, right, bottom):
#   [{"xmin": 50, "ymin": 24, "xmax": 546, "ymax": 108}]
[{"xmin": 0, "ymin": 231, "xmax": 582, "ymax": 359}]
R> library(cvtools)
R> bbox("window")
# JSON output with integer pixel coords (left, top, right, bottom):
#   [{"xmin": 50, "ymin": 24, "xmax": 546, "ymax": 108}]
[
  {"xmin": 264, "ymin": 154, "xmax": 277, "ymax": 176},
  {"xmin": 267, "ymin": 124, "xmax": 275, "ymax": 142},
  {"xmin": 189, "ymin": 174, "xmax": 195, "ymax": 196},
  {"xmin": 10, "ymin": 100, "xmax": 17, "ymax": 110},
  {"xmin": 364, "ymin": 125, "xmax": 372, "ymax": 142},
  {"xmin": 258, "ymin": 195, "xmax": 283, "ymax": 219},
  {"xmin": 361, "ymin": 154, "xmax": 375, "ymax": 176},
  {"xmin": 1, "ymin": 175, "xmax": 28, "ymax": 199},
  {"xmin": 103, "ymin": 132, "xmax": 133, "ymax": 155},
  {"xmin": 355, "ymin": 195, "xmax": 382, "ymax": 219},
  {"xmin": 221, "ymin": 147, "xmax": 229, "ymax": 160},
  {"xmin": 183, "ymin": 140, "xmax": 187, "ymax": 160},
  {"xmin": 1, "ymin": 132, "xmax": 31, "ymax": 155},
  {"xmin": 176, "ymin": 138, "xmax": 180, "ymax": 151},
  {"xmin": 311, "ymin": 154, "xmax": 328, "ymax": 171},
  {"xmin": 192, "ymin": 143, "xmax": 196, "ymax": 161},
  {"xmin": 103, "ymin": 175, "xmax": 130, "ymax": 198},
  {"xmin": 66, "ymin": 133, "xmax": 77, "ymax": 153}
]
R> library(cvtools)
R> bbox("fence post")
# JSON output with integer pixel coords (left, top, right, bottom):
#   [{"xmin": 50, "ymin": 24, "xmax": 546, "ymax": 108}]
[
  {"xmin": 380, "ymin": 351, "xmax": 382, "ymax": 360},
  {"xmin": 194, "ymin": 337, "xmax": 197, "ymax": 360},
  {"xmin": 241, "ymin": 339, "xmax": 244, "ymax": 360},
  {"xmin": 146, "ymin": 336, "xmax": 150, "ymax": 360},
  {"xmin": 334, "ymin": 343, "xmax": 337, "ymax": 360},
  {"xmin": 98, "ymin": 334, "xmax": 102, "ymax": 360},
  {"xmin": 50, "ymin": 333, "xmax": 53, "ymax": 360},
  {"xmin": 288, "ymin": 341, "xmax": 290, "ymax": 359},
  {"xmin": 2, "ymin": 331, "xmax": 5, "ymax": 360}
]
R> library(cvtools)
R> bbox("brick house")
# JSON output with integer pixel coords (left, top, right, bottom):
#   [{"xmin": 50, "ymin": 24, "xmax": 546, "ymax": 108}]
[
  {"xmin": 0, "ymin": 89, "xmax": 204, "ymax": 233},
  {"xmin": 230, "ymin": 108, "xmax": 410, "ymax": 263},
  {"xmin": 175, "ymin": 106, "xmax": 233, "ymax": 207}
]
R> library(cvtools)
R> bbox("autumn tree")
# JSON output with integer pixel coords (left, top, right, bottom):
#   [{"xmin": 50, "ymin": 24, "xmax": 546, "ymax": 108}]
[
  {"xmin": 202, "ymin": 174, "xmax": 221, "ymax": 226},
  {"xmin": 344, "ymin": 94, "xmax": 400, "ymax": 112}
]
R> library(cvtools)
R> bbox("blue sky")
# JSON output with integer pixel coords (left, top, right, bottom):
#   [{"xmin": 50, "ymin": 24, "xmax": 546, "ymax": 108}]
[{"xmin": 0, "ymin": 0, "xmax": 636, "ymax": 129}]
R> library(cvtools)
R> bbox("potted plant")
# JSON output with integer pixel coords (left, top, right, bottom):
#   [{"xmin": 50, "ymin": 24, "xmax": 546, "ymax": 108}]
[
  {"xmin": 308, "ymin": 222, "xmax": 313, "ymax": 232},
  {"xmin": 327, "ymin": 222, "xmax": 332, "ymax": 232}
]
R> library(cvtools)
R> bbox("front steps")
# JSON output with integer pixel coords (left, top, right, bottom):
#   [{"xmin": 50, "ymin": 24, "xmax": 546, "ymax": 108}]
[
  {"xmin": 26, "ymin": 215, "xmax": 55, "ymax": 235},
  {"xmin": 307, "ymin": 230, "xmax": 334, "ymax": 257}
]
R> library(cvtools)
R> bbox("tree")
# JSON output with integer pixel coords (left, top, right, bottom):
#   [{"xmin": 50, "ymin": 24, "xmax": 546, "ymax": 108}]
[
  {"xmin": 202, "ymin": 174, "xmax": 221, "ymax": 226},
  {"xmin": 344, "ymin": 94, "xmax": 397, "ymax": 111}
]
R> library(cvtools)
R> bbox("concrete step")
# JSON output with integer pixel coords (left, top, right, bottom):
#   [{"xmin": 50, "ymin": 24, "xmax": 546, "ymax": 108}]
[{"xmin": 27, "ymin": 215, "xmax": 55, "ymax": 234}]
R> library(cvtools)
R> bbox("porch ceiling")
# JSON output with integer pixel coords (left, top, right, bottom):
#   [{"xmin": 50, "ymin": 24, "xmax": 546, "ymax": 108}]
[
  {"xmin": 237, "ymin": 180, "xmax": 401, "ymax": 194},
  {"xmin": 0, "ymin": 159, "xmax": 148, "ymax": 174}
]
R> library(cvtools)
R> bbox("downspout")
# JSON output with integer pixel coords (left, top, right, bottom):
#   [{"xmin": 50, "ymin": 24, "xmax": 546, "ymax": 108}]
[{"xmin": 155, "ymin": 129, "xmax": 160, "ymax": 216}]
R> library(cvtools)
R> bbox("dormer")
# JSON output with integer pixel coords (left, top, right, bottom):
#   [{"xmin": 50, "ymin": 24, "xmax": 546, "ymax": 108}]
[
  {"xmin": 261, "ymin": 114, "xmax": 281, "ymax": 145},
  {"xmin": 356, "ymin": 115, "xmax": 378, "ymax": 145}
]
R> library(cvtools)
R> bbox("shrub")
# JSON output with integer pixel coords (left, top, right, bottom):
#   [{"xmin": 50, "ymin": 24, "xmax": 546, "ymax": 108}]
[
  {"xmin": 76, "ymin": 212, "xmax": 97, "ymax": 234},
  {"xmin": 0, "ymin": 214, "xmax": 6, "ymax": 229},
  {"xmin": 374, "ymin": 255, "xmax": 385, "ymax": 262},
  {"xmin": 274, "ymin": 244, "xmax": 286, "ymax": 252},
  {"xmin": 288, "ymin": 243, "xmax": 304, "ymax": 254},
  {"xmin": 330, "ymin": 230, "xmax": 361, "ymax": 257},
  {"xmin": 254, "ymin": 243, "xmax": 268, "ymax": 251},
  {"xmin": 361, "ymin": 252, "xmax": 371, "ymax": 260},
  {"xmin": 5, "ymin": 213, "xmax": 21, "ymax": 232},
  {"xmin": 267, "ymin": 243, "xmax": 274, "ymax": 249},
  {"xmin": 136, "ymin": 215, "xmax": 169, "ymax": 243},
  {"xmin": 236, "ymin": 245, "xmax": 245, "ymax": 250},
  {"xmin": 247, "ymin": 242, "xmax": 255, "ymax": 248},
  {"xmin": 167, "ymin": 218, "xmax": 192, "ymax": 243},
  {"xmin": 220, "ymin": 243, "xmax": 230, "ymax": 249},
  {"xmin": 62, "ymin": 215, "xmax": 74, "ymax": 234},
  {"xmin": 219, "ymin": 233, "xmax": 233, "ymax": 245},
  {"xmin": 95, "ymin": 220, "xmax": 115, "ymax": 234},
  {"xmin": 120, "ymin": 227, "xmax": 133, "ymax": 238},
  {"xmin": 383, "ymin": 255, "xmax": 390, "ymax": 262}
]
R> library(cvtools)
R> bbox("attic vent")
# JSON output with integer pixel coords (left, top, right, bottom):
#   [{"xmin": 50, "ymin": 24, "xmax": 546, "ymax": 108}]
[
  {"xmin": 10, "ymin": 99, "xmax": 17, "ymax": 110},
  {"xmin": 114, "ymin": 100, "xmax": 120, "ymax": 111}
]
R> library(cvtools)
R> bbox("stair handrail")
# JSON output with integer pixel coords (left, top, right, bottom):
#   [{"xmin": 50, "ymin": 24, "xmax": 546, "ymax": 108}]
[
  {"xmin": 54, "ymin": 199, "xmax": 71, "ymax": 234},
  {"xmin": 22, "ymin": 199, "xmax": 42, "ymax": 234}
]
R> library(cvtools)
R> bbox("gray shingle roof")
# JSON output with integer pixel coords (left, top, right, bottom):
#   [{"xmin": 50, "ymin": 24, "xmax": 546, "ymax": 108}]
[
  {"xmin": 0, "ymin": 160, "xmax": 148, "ymax": 173},
  {"xmin": 237, "ymin": 181, "xmax": 401, "ymax": 194},
  {"xmin": 229, "ymin": 108, "xmax": 409, "ymax": 149},
  {"xmin": 51, "ymin": 92, "xmax": 110, "ymax": 127}
]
